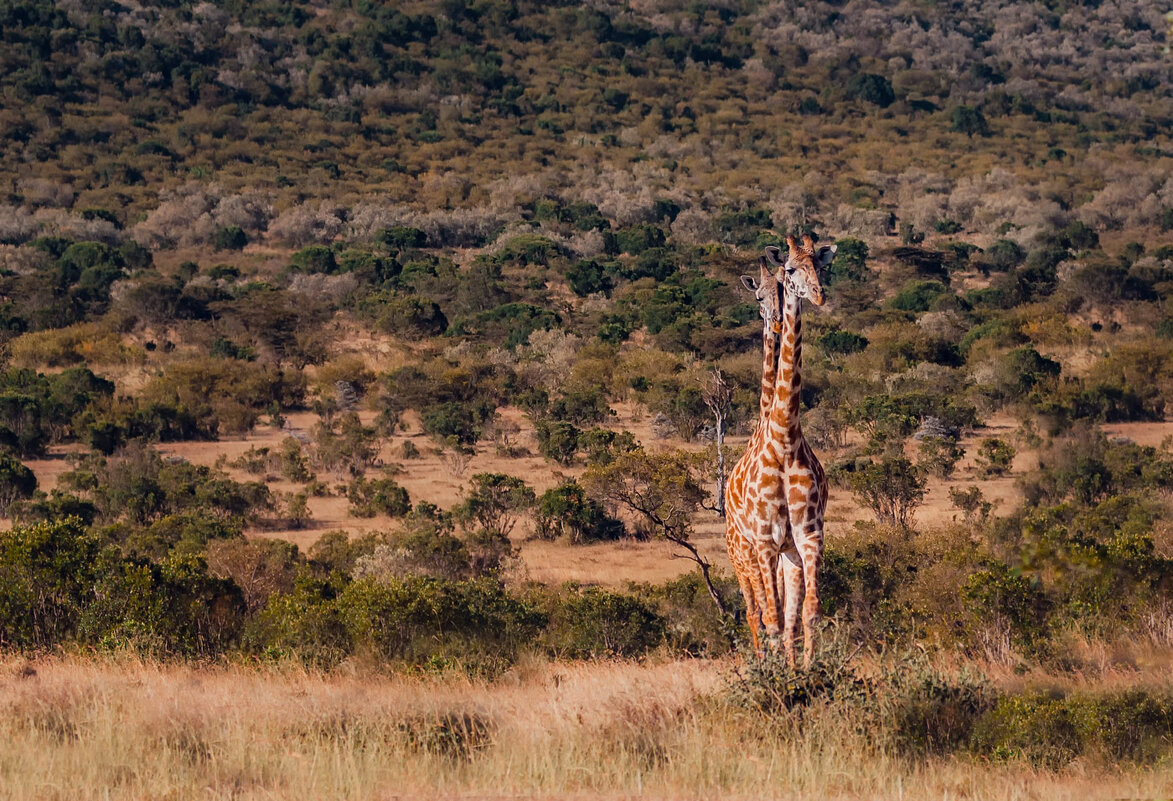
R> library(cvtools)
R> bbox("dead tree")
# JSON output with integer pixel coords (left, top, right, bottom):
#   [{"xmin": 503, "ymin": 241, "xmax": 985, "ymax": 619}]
[{"xmin": 702, "ymin": 368, "xmax": 733, "ymax": 518}]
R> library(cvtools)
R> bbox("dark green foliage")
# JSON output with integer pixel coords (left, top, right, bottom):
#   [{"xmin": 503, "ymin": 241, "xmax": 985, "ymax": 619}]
[
  {"xmin": 534, "ymin": 480, "xmax": 625, "ymax": 543},
  {"xmin": 889, "ymin": 279, "xmax": 949, "ymax": 312},
  {"xmin": 362, "ymin": 293, "xmax": 448, "ymax": 338},
  {"xmin": 962, "ymin": 564, "xmax": 1047, "ymax": 647},
  {"xmin": 576, "ymin": 427, "xmax": 638, "ymax": 466},
  {"xmin": 450, "ymin": 302, "xmax": 561, "ymax": 348},
  {"xmin": 0, "ymin": 518, "xmax": 243, "ymax": 655},
  {"xmin": 971, "ymin": 690, "xmax": 1173, "ymax": 766},
  {"xmin": 339, "ymin": 575, "xmax": 545, "ymax": 673},
  {"xmin": 846, "ymin": 73, "xmax": 894, "ymax": 107},
  {"xmin": 289, "ymin": 245, "xmax": 338, "ymax": 274},
  {"xmin": 549, "ymin": 385, "xmax": 612, "ymax": 425},
  {"xmin": 846, "ymin": 457, "xmax": 926, "ymax": 529},
  {"xmin": 950, "ymin": 104, "xmax": 990, "ymax": 136},
  {"xmin": 614, "ymin": 224, "xmax": 666, "ymax": 255},
  {"xmin": 346, "ymin": 476, "xmax": 411, "ymax": 518},
  {"xmin": 0, "ymin": 451, "xmax": 37, "ymax": 513},
  {"xmin": 637, "ymin": 570, "xmax": 740, "ymax": 655},
  {"xmin": 818, "ymin": 329, "xmax": 868, "ymax": 355},
  {"xmin": 420, "ymin": 400, "xmax": 494, "ymax": 446},
  {"xmin": 828, "ymin": 238, "xmax": 871, "ymax": 284},
  {"xmin": 714, "ymin": 207, "xmax": 772, "ymax": 248},
  {"xmin": 540, "ymin": 585, "xmax": 665, "ymax": 658},
  {"xmin": 380, "ymin": 226, "xmax": 428, "ymax": 250},
  {"xmin": 984, "ymin": 239, "xmax": 1025, "ymax": 271},
  {"xmin": 455, "ymin": 473, "xmax": 535, "ymax": 540},
  {"xmin": 534, "ymin": 419, "xmax": 580, "ymax": 465},
  {"xmin": 976, "ymin": 438, "xmax": 1015, "ymax": 476},
  {"xmin": 213, "ymin": 225, "xmax": 248, "ymax": 251},
  {"xmin": 564, "ymin": 259, "xmax": 614, "ymax": 297}
]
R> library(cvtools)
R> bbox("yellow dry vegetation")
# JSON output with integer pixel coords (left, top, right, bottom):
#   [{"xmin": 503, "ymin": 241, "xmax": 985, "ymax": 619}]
[{"xmin": 3, "ymin": 654, "xmax": 1173, "ymax": 801}]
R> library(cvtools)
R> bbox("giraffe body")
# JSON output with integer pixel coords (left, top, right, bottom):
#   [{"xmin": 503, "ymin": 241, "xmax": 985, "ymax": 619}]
[{"xmin": 725, "ymin": 236, "xmax": 834, "ymax": 666}]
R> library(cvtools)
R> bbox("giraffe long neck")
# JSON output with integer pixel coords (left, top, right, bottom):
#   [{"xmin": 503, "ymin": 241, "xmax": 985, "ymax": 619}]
[
  {"xmin": 769, "ymin": 283, "xmax": 803, "ymax": 436},
  {"xmin": 758, "ymin": 315, "xmax": 781, "ymax": 423}
]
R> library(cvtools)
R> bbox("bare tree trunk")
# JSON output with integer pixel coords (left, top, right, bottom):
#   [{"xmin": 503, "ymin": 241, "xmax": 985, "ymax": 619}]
[
  {"xmin": 702, "ymin": 368, "xmax": 733, "ymax": 519},
  {"xmin": 664, "ymin": 530, "xmax": 727, "ymax": 619}
]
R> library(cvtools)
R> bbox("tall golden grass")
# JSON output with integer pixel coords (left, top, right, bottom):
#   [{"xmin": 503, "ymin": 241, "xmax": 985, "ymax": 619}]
[{"xmin": 2, "ymin": 653, "xmax": 1173, "ymax": 801}]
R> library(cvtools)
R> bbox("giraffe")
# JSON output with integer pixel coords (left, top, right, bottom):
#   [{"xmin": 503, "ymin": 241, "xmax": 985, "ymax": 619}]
[
  {"xmin": 725, "ymin": 235, "xmax": 835, "ymax": 666},
  {"xmin": 727, "ymin": 256, "xmax": 784, "ymax": 657}
]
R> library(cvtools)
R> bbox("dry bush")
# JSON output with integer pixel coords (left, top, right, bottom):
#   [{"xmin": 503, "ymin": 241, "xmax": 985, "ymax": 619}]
[
  {"xmin": 410, "ymin": 206, "xmax": 507, "ymax": 248},
  {"xmin": 18, "ymin": 178, "xmax": 74, "ymax": 208},
  {"xmin": 132, "ymin": 183, "xmax": 272, "ymax": 249},
  {"xmin": 829, "ymin": 204, "xmax": 893, "ymax": 238},
  {"xmin": 345, "ymin": 201, "xmax": 412, "ymax": 241},
  {"xmin": 0, "ymin": 244, "xmax": 48, "ymax": 274},
  {"xmin": 206, "ymin": 538, "xmax": 300, "ymax": 612},
  {"xmin": 8, "ymin": 323, "xmax": 145, "ymax": 368},
  {"xmin": 267, "ymin": 201, "xmax": 345, "ymax": 246},
  {"xmin": 286, "ymin": 272, "xmax": 359, "ymax": 304},
  {"xmin": 0, "ymin": 205, "xmax": 37, "ymax": 243}
]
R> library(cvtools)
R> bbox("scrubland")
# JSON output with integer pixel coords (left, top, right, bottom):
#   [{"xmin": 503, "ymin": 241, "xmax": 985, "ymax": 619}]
[{"xmin": 3, "ymin": 1, "xmax": 1173, "ymax": 798}]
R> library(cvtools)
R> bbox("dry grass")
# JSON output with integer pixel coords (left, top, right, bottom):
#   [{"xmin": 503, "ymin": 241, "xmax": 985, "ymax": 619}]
[{"xmin": 2, "ymin": 655, "xmax": 1173, "ymax": 800}]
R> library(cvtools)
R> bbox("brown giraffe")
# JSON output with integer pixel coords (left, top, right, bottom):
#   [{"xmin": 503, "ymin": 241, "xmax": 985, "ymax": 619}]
[
  {"xmin": 728, "ymin": 256, "xmax": 783, "ymax": 657},
  {"xmin": 725, "ymin": 235, "xmax": 835, "ymax": 666}
]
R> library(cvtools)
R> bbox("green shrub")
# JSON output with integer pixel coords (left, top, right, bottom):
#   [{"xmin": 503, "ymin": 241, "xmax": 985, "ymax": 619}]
[
  {"xmin": 339, "ymin": 575, "xmax": 544, "ymax": 673},
  {"xmin": 962, "ymin": 563, "xmax": 1048, "ymax": 647},
  {"xmin": 976, "ymin": 438, "xmax": 1015, "ymax": 476},
  {"xmin": 0, "ymin": 518, "xmax": 244, "ymax": 655},
  {"xmin": 0, "ymin": 451, "xmax": 37, "ymax": 513},
  {"xmin": 534, "ymin": 419, "xmax": 580, "ymax": 465},
  {"xmin": 969, "ymin": 689, "xmax": 1173, "ymax": 766},
  {"xmin": 614, "ymin": 224, "xmax": 666, "ymax": 255},
  {"xmin": 420, "ymin": 401, "xmax": 493, "ymax": 446},
  {"xmin": 984, "ymin": 239, "xmax": 1024, "ymax": 271},
  {"xmin": 916, "ymin": 435, "xmax": 963, "ymax": 478},
  {"xmin": 289, "ymin": 245, "xmax": 338, "ymax": 274},
  {"xmin": 818, "ymin": 329, "xmax": 869, "ymax": 355},
  {"xmin": 346, "ymin": 476, "xmax": 411, "ymax": 518},
  {"xmin": 534, "ymin": 480, "xmax": 625, "ymax": 543},
  {"xmin": 246, "ymin": 574, "xmax": 350, "ymax": 666},
  {"xmin": 455, "ymin": 473, "xmax": 534, "ymax": 539},
  {"xmin": 889, "ymin": 280, "xmax": 949, "ymax": 312},
  {"xmin": 847, "ymin": 457, "xmax": 926, "ymax": 529},
  {"xmin": 540, "ymin": 585, "xmax": 665, "ymax": 658},
  {"xmin": 213, "ymin": 225, "xmax": 247, "ymax": 250}
]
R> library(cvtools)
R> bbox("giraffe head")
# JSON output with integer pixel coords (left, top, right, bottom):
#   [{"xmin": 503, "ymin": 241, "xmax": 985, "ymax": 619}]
[
  {"xmin": 740, "ymin": 257, "xmax": 782, "ymax": 333},
  {"xmin": 764, "ymin": 235, "xmax": 836, "ymax": 307}
]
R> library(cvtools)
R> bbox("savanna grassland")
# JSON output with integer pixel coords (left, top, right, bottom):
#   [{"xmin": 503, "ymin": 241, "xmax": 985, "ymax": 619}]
[{"xmin": 3, "ymin": 0, "xmax": 1173, "ymax": 798}]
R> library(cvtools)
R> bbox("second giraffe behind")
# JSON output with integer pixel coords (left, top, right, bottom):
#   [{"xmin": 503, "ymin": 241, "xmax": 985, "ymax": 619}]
[{"xmin": 725, "ymin": 235, "xmax": 835, "ymax": 667}]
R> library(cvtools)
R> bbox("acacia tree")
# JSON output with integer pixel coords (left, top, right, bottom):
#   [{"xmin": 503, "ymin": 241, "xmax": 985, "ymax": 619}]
[
  {"xmin": 455, "ymin": 473, "xmax": 535, "ymax": 575},
  {"xmin": 582, "ymin": 448, "xmax": 727, "ymax": 619},
  {"xmin": 848, "ymin": 456, "xmax": 926, "ymax": 529}
]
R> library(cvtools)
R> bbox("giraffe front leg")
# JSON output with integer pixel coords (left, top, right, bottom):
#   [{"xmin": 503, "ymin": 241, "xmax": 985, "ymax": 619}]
[{"xmin": 778, "ymin": 548, "xmax": 803, "ymax": 668}]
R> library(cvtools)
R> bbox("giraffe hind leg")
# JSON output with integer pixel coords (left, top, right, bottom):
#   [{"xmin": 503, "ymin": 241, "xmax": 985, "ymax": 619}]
[
  {"xmin": 798, "ymin": 528, "xmax": 825, "ymax": 669},
  {"xmin": 734, "ymin": 568, "xmax": 763, "ymax": 657},
  {"xmin": 779, "ymin": 547, "xmax": 803, "ymax": 668}
]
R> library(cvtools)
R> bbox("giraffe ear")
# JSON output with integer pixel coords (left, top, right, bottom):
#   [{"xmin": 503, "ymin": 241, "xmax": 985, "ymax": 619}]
[
  {"xmin": 816, "ymin": 244, "xmax": 837, "ymax": 269},
  {"xmin": 740, "ymin": 275, "xmax": 759, "ymax": 293},
  {"xmin": 763, "ymin": 246, "xmax": 785, "ymax": 268}
]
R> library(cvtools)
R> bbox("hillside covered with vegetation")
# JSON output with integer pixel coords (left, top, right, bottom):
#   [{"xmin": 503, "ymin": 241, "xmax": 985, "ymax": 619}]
[{"xmin": 2, "ymin": 1, "xmax": 1173, "ymax": 796}]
